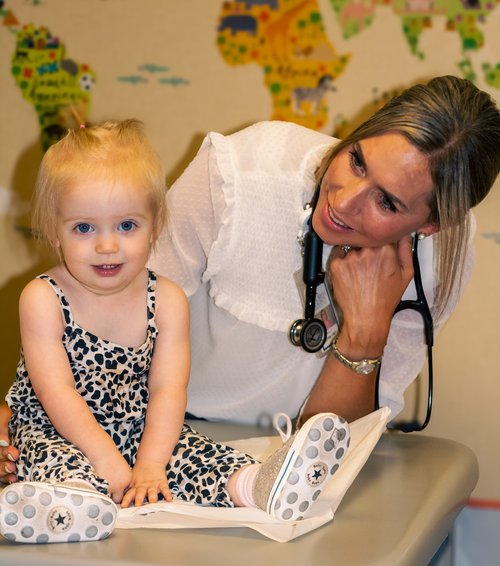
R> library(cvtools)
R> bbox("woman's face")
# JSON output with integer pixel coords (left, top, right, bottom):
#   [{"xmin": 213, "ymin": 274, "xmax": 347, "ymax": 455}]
[{"xmin": 312, "ymin": 132, "xmax": 438, "ymax": 247}]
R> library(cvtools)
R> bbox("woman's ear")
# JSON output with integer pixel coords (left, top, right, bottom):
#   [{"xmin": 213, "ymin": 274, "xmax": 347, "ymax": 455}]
[{"xmin": 417, "ymin": 223, "xmax": 439, "ymax": 238}]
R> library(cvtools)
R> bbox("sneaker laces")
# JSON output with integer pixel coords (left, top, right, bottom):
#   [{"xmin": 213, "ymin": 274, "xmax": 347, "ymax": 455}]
[{"xmin": 272, "ymin": 412, "xmax": 293, "ymax": 443}]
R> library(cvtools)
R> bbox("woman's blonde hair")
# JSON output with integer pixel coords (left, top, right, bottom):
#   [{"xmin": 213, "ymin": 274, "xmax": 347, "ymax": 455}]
[
  {"xmin": 316, "ymin": 76, "xmax": 500, "ymax": 317},
  {"xmin": 33, "ymin": 119, "xmax": 167, "ymax": 245}
]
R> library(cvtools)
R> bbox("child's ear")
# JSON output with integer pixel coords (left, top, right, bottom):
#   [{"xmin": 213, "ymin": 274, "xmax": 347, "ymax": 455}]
[
  {"xmin": 47, "ymin": 237, "xmax": 62, "ymax": 260},
  {"xmin": 151, "ymin": 218, "xmax": 165, "ymax": 243},
  {"xmin": 48, "ymin": 232, "xmax": 61, "ymax": 252}
]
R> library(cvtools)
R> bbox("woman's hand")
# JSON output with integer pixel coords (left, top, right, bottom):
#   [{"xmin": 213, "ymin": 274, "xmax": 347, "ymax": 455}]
[
  {"xmin": 0, "ymin": 404, "xmax": 18, "ymax": 484},
  {"xmin": 329, "ymin": 236, "xmax": 414, "ymax": 355},
  {"xmin": 120, "ymin": 460, "xmax": 171, "ymax": 508}
]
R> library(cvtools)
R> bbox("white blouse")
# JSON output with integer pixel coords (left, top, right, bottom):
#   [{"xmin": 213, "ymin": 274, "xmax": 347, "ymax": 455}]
[{"xmin": 149, "ymin": 121, "xmax": 473, "ymax": 425}]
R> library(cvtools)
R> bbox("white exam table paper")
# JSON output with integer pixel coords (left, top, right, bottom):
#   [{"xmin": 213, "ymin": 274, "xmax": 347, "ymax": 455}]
[{"xmin": 116, "ymin": 407, "xmax": 390, "ymax": 542}]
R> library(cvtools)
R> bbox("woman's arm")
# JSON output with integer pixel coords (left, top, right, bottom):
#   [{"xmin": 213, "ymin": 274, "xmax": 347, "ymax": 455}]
[
  {"xmin": 121, "ymin": 277, "xmax": 190, "ymax": 508},
  {"xmin": 302, "ymin": 237, "xmax": 415, "ymax": 423},
  {"xmin": 19, "ymin": 280, "xmax": 132, "ymax": 500}
]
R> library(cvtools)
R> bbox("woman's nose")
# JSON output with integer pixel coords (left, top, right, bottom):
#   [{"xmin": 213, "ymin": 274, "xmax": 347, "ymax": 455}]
[{"xmin": 334, "ymin": 180, "xmax": 367, "ymax": 213}]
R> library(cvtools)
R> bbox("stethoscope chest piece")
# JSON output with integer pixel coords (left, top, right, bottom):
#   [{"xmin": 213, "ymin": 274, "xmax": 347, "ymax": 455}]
[
  {"xmin": 289, "ymin": 193, "xmax": 329, "ymax": 353},
  {"xmin": 289, "ymin": 318, "xmax": 327, "ymax": 353}
]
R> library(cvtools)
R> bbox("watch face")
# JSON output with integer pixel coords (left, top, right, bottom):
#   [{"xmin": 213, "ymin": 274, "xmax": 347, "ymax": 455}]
[{"xmin": 355, "ymin": 361, "xmax": 376, "ymax": 375}]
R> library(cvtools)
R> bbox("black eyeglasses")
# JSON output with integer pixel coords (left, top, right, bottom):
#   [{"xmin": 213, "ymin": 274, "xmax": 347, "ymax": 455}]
[{"xmin": 375, "ymin": 234, "xmax": 434, "ymax": 432}]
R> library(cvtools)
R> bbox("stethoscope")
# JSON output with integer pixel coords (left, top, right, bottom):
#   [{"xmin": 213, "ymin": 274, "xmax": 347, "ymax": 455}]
[
  {"xmin": 289, "ymin": 187, "xmax": 434, "ymax": 432},
  {"xmin": 289, "ymin": 187, "xmax": 332, "ymax": 354}
]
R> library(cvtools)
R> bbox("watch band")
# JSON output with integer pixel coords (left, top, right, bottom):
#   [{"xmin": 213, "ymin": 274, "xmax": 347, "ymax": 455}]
[{"xmin": 331, "ymin": 335, "xmax": 382, "ymax": 375}]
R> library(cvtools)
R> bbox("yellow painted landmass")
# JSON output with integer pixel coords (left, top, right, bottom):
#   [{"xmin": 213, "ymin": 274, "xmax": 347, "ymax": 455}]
[{"xmin": 217, "ymin": 0, "xmax": 350, "ymax": 130}]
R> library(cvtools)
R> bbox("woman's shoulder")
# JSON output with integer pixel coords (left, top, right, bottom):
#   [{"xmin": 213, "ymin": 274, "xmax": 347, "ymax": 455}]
[
  {"xmin": 204, "ymin": 121, "xmax": 334, "ymax": 155},
  {"xmin": 224, "ymin": 120, "xmax": 335, "ymax": 149},
  {"xmin": 204, "ymin": 121, "xmax": 336, "ymax": 179}
]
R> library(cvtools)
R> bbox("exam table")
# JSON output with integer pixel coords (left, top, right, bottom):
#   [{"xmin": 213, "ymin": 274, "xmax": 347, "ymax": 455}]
[{"xmin": 0, "ymin": 420, "xmax": 478, "ymax": 566}]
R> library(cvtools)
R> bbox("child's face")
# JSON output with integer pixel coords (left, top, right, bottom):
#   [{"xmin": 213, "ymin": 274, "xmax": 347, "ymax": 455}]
[{"xmin": 53, "ymin": 178, "xmax": 155, "ymax": 295}]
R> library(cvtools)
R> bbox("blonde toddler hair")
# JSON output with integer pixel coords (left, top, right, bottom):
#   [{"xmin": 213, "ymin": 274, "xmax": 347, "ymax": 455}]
[{"xmin": 33, "ymin": 119, "xmax": 167, "ymax": 246}]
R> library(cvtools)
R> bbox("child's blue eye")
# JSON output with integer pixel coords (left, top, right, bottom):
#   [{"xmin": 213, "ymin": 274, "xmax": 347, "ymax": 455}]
[
  {"xmin": 75, "ymin": 223, "xmax": 93, "ymax": 234},
  {"xmin": 119, "ymin": 221, "xmax": 136, "ymax": 232}
]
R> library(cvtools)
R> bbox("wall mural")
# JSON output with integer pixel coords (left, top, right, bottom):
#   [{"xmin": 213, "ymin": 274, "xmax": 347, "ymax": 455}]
[
  {"xmin": 1, "ymin": 0, "xmax": 498, "ymax": 147},
  {"xmin": 1, "ymin": 1, "xmax": 189, "ymax": 150},
  {"xmin": 217, "ymin": 0, "xmax": 350, "ymax": 131},
  {"xmin": 216, "ymin": 0, "xmax": 499, "ymax": 132},
  {"xmin": 117, "ymin": 65, "xmax": 189, "ymax": 87},
  {"xmin": 2, "ymin": 5, "xmax": 96, "ymax": 150}
]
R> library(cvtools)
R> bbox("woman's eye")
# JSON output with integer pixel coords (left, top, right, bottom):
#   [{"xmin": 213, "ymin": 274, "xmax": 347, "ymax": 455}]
[
  {"xmin": 349, "ymin": 149, "xmax": 364, "ymax": 172},
  {"xmin": 379, "ymin": 192, "xmax": 397, "ymax": 213},
  {"xmin": 74, "ymin": 223, "xmax": 93, "ymax": 234},
  {"xmin": 119, "ymin": 220, "xmax": 136, "ymax": 232}
]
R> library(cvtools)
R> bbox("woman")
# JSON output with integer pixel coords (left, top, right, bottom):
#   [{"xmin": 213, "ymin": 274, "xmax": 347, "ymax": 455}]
[
  {"xmin": 1, "ymin": 75, "xmax": 499, "ymax": 481},
  {"xmin": 149, "ymin": 75, "xmax": 499, "ymax": 425}
]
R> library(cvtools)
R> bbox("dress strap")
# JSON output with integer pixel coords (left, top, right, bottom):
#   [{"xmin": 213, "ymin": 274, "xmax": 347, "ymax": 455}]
[{"xmin": 145, "ymin": 270, "xmax": 159, "ymax": 338}]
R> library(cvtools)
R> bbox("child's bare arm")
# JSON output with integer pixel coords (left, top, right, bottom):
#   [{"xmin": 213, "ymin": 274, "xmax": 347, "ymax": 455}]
[
  {"xmin": 121, "ymin": 278, "xmax": 190, "ymax": 508},
  {"xmin": 19, "ymin": 280, "xmax": 132, "ymax": 501}
]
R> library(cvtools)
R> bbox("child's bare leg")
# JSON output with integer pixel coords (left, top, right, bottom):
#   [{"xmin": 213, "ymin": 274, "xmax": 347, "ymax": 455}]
[{"xmin": 226, "ymin": 464, "xmax": 259, "ymax": 507}]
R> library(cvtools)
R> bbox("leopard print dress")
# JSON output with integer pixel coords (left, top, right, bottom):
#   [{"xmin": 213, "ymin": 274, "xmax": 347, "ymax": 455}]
[{"xmin": 7, "ymin": 271, "xmax": 256, "ymax": 506}]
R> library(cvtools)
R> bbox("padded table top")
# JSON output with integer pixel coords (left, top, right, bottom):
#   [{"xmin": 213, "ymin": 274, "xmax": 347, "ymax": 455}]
[{"xmin": 0, "ymin": 421, "xmax": 478, "ymax": 566}]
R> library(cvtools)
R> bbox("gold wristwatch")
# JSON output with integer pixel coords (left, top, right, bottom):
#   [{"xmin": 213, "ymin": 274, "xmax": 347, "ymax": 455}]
[{"xmin": 331, "ymin": 335, "xmax": 382, "ymax": 375}]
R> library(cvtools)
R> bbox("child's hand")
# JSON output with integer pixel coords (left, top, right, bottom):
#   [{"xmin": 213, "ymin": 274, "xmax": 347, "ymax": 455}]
[
  {"xmin": 120, "ymin": 460, "xmax": 171, "ymax": 508},
  {"xmin": 93, "ymin": 451, "xmax": 133, "ymax": 504}
]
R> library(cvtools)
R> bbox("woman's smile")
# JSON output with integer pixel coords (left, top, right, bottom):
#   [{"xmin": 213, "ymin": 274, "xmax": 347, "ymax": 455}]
[{"xmin": 326, "ymin": 208, "xmax": 353, "ymax": 232}]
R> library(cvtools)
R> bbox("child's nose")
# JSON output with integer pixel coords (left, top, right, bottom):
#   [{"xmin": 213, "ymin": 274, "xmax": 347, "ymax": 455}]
[{"xmin": 95, "ymin": 233, "xmax": 119, "ymax": 254}]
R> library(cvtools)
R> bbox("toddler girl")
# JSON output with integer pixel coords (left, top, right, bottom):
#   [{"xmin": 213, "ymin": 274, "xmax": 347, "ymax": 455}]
[{"xmin": 0, "ymin": 120, "xmax": 349, "ymax": 544}]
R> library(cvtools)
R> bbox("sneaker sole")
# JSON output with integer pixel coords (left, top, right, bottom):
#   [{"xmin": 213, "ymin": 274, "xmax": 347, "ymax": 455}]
[
  {"xmin": 0, "ymin": 482, "xmax": 117, "ymax": 544},
  {"xmin": 267, "ymin": 413, "xmax": 350, "ymax": 521}
]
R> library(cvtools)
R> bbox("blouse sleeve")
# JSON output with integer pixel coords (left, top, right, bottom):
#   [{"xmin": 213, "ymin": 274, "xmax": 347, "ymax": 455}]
[{"xmin": 148, "ymin": 142, "xmax": 225, "ymax": 297}]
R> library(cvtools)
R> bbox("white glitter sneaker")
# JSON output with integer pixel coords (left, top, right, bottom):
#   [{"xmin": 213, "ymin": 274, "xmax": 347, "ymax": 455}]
[
  {"xmin": 253, "ymin": 412, "xmax": 350, "ymax": 521},
  {"xmin": 0, "ymin": 481, "xmax": 117, "ymax": 544}
]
